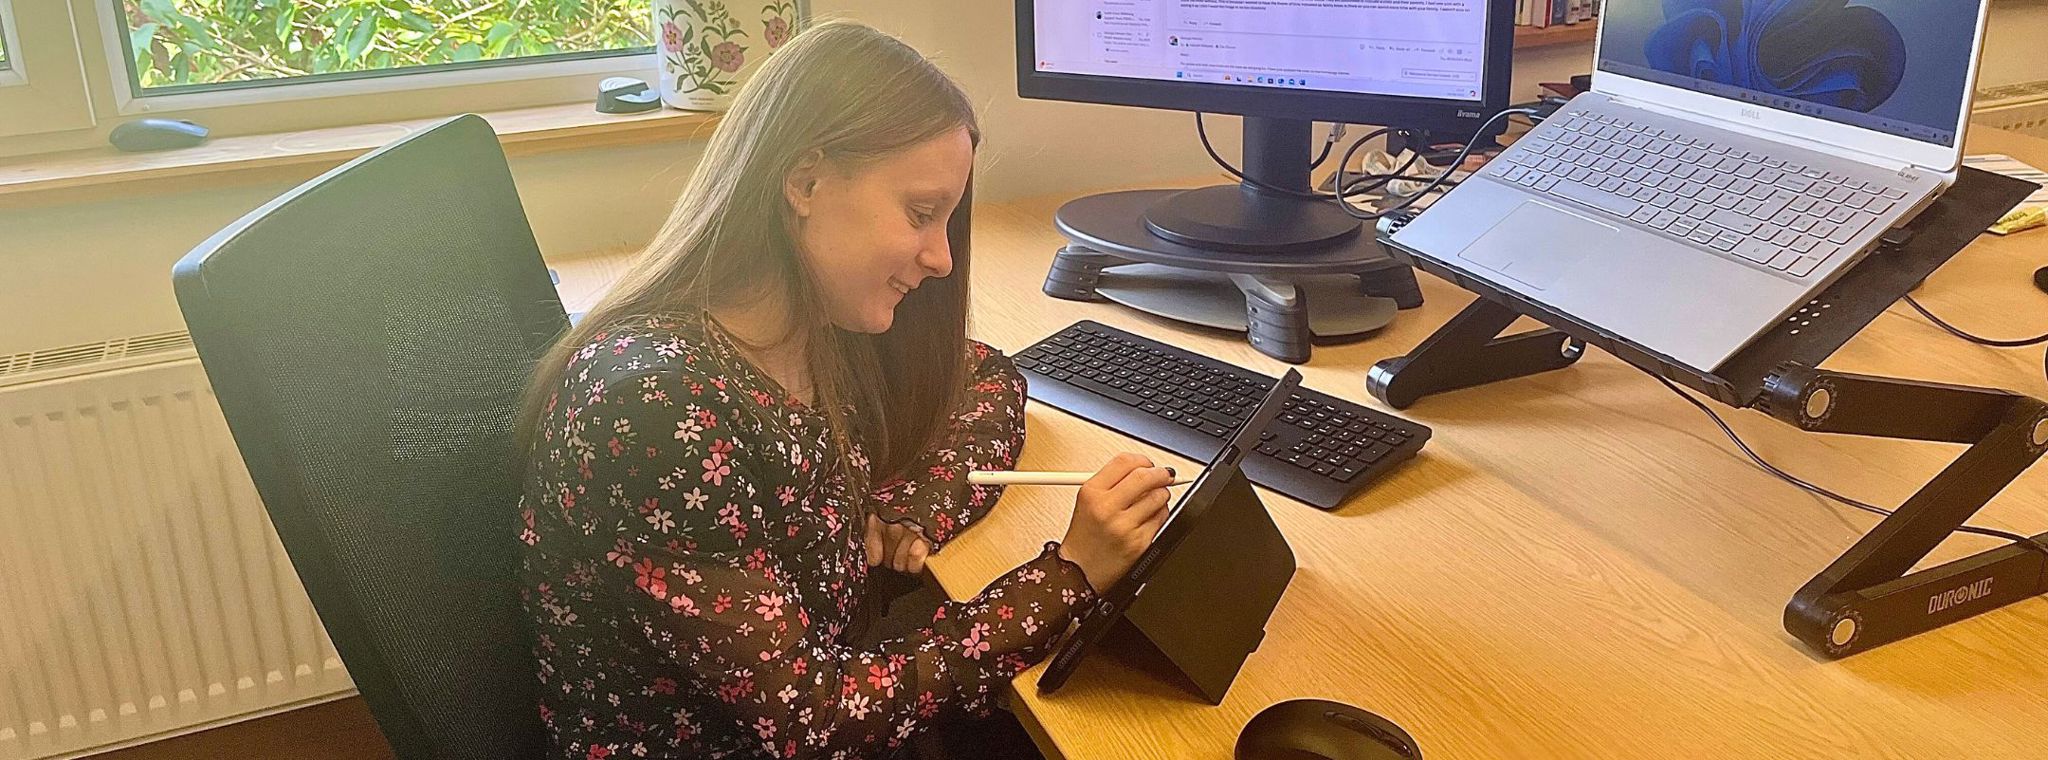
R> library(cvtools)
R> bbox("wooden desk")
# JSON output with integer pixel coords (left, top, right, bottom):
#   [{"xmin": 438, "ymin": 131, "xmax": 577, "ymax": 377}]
[{"xmin": 553, "ymin": 129, "xmax": 2048, "ymax": 759}]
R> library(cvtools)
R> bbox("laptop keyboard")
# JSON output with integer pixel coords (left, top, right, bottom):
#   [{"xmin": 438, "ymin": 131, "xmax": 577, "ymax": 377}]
[{"xmin": 1494, "ymin": 110, "xmax": 1912, "ymax": 279}]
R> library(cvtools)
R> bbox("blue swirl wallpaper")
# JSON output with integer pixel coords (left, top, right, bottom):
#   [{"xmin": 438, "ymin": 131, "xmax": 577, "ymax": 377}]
[{"xmin": 1598, "ymin": 0, "xmax": 1981, "ymax": 145}]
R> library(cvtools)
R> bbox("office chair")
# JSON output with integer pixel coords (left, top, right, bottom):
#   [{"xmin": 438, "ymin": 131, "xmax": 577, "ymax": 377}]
[{"xmin": 173, "ymin": 115, "xmax": 564, "ymax": 760}]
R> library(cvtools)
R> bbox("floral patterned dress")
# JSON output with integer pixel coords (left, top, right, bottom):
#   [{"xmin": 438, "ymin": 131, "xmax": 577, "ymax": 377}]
[{"xmin": 518, "ymin": 314, "xmax": 1095, "ymax": 759}]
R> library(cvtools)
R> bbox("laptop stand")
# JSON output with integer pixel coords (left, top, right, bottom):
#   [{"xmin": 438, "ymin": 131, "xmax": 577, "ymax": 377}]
[
  {"xmin": 1116, "ymin": 467, "xmax": 1296, "ymax": 703},
  {"xmin": 1367, "ymin": 166, "xmax": 2047, "ymax": 658}
]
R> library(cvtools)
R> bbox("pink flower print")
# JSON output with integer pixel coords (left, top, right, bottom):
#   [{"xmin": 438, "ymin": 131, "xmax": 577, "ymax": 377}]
[
  {"xmin": 1021, "ymin": 615, "xmax": 1041, "ymax": 636},
  {"xmin": 651, "ymin": 676, "xmax": 677, "ymax": 695},
  {"xmin": 755, "ymin": 592, "xmax": 785, "ymax": 621},
  {"xmin": 777, "ymin": 684, "xmax": 799, "ymax": 703},
  {"xmin": 997, "ymin": 604, "xmax": 1014, "ymax": 620},
  {"xmin": 866, "ymin": 664, "xmax": 899, "ymax": 697},
  {"xmin": 752, "ymin": 716, "xmax": 776, "ymax": 740},
  {"xmin": 776, "ymin": 485, "xmax": 796, "ymax": 506},
  {"xmin": 645, "ymin": 508, "xmax": 674, "ymax": 533},
  {"xmin": 710, "ymin": 41, "xmax": 745, "ymax": 73},
  {"xmin": 660, "ymin": 21, "xmax": 684, "ymax": 52},
  {"xmin": 961, "ymin": 623, "xmax": 992, "ymax": 659},
  {"xmin": 917, "ymin": 691, "xmax": 940, "ymax": 718},
  {"xmin": 844, "ymin": 692, "xmax": 873, "ymax": 720},
  {"xmin": 633, "ymin": 559, "xmax": 667, "ymax": 600},
  {"xmin": 606, "ymin": 538, "xmax": 634, "ymax": 567},
  {"xmin": 764, "ymin": 16, "xmax": 790, "ymax": 48},
  {"xmin": 713, "ymin": 594, "xmax": 732, "ymax": 614},
  {"xmin": 681, "ymin": 487, "xmax": 710, "ymax": 510},
  {"xmin": 669, "ymin": 593, "xmax": 697, "ymax": 615},
  {"xmin": 701, "ymin": 453, "xmax": 730, "ymax": 485},
  {"xmin": 791, "ymin": 656, "xmax": 808, "ymax": 676},
  {"xmin": 588, "ymin": 746, "xmax": 612, "ymax": 760}
]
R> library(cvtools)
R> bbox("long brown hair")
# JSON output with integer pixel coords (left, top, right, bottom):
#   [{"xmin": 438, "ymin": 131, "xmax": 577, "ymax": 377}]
[{"xmin": 520, "ymin": 19, "xmax": 979, "ymax": 483}]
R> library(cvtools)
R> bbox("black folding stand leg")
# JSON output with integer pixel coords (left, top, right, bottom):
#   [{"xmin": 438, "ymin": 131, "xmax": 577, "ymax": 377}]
[
  {"xmin": 1759, "ymin": 364, "xmax": 2048, "ymax": 657},
  {"xmin": 1366, "ymin": 298, "xmax": 1584, "ymax": 409}
]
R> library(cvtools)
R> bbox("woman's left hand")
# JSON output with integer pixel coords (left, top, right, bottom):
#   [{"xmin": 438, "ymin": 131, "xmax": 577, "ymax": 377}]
[{"xmin": 865, "ymin": 514, "xmax": 933, "ymax": 573}]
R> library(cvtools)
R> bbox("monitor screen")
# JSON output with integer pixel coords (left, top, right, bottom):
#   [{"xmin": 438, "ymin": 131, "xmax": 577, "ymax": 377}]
[
  {"xmin": 1596, "ymin": 0, "xmax": 1982, "ymax": 147},
  {"xmin": 1030, "ymin": 0, "xmax": 1491, "ymax": 103}
]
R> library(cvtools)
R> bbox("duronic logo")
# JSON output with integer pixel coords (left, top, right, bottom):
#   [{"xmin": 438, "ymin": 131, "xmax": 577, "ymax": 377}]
[{"xmin": 1927, "ymin": 578, "xmax": 1994, "ymax": 614}]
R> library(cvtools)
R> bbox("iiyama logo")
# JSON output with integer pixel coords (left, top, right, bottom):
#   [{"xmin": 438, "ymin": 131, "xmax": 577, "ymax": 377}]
[
  {"xmin": 1927, "ymin": 578, "xmax": 1994, "ymax": 614},
  {"xmin": 1457, "ymin": 110, "xmax": 1482, "ymax": 119},
  {"xmin": 1740, "ymin": 107, "xmax": 1765, "ymax": 120}
]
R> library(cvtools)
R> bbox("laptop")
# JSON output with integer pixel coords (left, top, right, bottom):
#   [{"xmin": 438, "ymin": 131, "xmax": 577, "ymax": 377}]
[{"xmin": 1393, "ymin": 0, "xmax": 1992, "ymax": 372}]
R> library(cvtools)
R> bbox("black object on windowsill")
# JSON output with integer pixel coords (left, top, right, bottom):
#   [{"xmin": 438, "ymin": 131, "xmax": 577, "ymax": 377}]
[
  {"xmin": 108, "ymin": 118, "xmax": 210, "ymax": 152},
  {"xmin": 596, "ymin": 77, "xmax": 662, "ymax": 114}
]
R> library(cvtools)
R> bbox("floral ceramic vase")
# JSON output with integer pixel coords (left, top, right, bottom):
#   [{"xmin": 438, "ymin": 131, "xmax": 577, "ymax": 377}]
[{"xmin": 654, "ymin": 0, "xmax": 802, "ymax": 111}]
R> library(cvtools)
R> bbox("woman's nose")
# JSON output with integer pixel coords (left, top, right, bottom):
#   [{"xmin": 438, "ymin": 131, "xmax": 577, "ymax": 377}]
[{"xmin": 919, "ymin": 236, "xmax": 954, "ymax": 278}]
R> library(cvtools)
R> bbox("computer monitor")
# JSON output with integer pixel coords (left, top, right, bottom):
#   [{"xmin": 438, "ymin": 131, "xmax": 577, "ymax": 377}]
[{"xmin": 1016, "ymin": 0, "xmax": 1515, "ymax": 253}]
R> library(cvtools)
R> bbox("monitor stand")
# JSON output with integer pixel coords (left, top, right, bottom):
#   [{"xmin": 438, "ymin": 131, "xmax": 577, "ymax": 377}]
[{"xmin": 1043, "ymin": 117, "xmax": 1422, "ymax": 364}]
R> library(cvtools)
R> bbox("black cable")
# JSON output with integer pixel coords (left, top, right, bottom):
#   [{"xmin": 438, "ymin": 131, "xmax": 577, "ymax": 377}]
[
  {"xmin": 1335, "ymin": 108, "xmax": 1537, "ymax": 221},
  {"xmin": 1649, "ymin": 371, "xmax": 2046, "ymax": 551},
  {"xmin": 1194, "ymin": 112, "xmax": 1333, "ymax": 200},
  {"xmin": 1308, "ymin": 125, "xmax": 1339, "ymax": 170},
  {"xmin": 1901, "ymin": 294, "xmax": 2048, "ymax": 347}
]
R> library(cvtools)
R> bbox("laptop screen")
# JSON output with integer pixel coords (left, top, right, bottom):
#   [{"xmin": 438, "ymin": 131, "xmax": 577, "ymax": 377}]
[{"xmin": 1596, "ymin": 0, "xmax": 1982, "ymax": 147}]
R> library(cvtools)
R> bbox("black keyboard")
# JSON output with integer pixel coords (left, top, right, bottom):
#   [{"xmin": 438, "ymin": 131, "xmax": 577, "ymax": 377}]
[{"xmin": 1011, "ymin": 321, "xmax": 1430, "ymax": 509}]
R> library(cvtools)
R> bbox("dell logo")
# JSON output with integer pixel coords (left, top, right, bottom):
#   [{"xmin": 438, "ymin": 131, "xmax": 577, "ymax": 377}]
[
  {"xmin": 1740, "ymin": 107, "xmax": 1764, "ymax": 120},
  {"xmin": 1927, "ymin": 578, "xmax": 1994, "ymax": 614}
]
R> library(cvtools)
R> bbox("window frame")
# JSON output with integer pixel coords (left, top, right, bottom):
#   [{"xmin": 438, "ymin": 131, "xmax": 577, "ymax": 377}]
[
  {"xmin": 90, "ymin": 0, "xmax": 656, "ymax": 114},
  {"xmin": 4, "ymin": 0, "xmax": 676, "ymax": 152},
  {"xmin": 0, "ymin": 0, "xmax": 97, "ymax": 138}
]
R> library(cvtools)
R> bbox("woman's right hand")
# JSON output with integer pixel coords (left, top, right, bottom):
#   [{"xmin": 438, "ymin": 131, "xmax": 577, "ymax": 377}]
[{"xmin": 1059, "ymin": 453, "xmax": 1176, "ymax": 593}]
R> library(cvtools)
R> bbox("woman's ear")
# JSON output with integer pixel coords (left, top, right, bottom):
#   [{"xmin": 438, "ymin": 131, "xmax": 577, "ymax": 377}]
[{"xmin": 784, "ymin": 150, "xmax": 825, "ymax": 219}]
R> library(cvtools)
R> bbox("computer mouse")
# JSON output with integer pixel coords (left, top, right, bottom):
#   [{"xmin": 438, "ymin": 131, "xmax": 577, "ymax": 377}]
[
  {"xmin": 108, "ymin": 118, "xmax": 210, "ymax": 152},
  {"xmin": 1236, "ymin": 699, "xmax": 1422, "ymax": 760}
]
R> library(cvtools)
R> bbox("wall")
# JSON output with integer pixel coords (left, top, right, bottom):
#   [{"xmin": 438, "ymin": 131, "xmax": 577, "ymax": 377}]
[{"xmin": 3, "ymin": 2, "xmax": 2045, "ymax": 356}]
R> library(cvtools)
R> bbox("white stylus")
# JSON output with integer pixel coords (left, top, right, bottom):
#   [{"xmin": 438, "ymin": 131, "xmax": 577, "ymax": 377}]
[{"xmin": 966, "ymin": 470, "xmax": 1196, "ymax": 487}]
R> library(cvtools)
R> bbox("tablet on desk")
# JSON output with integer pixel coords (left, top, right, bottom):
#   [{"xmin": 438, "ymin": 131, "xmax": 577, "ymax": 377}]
[{"xmin": 1037, "ymin": 368, "xmax": 1302, "ymax": 694}]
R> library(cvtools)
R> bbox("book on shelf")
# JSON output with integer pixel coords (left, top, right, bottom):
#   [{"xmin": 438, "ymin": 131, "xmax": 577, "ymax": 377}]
[{"xmin": 1513, "ymin": 0, "xmax": 1601, "ymax": 30}]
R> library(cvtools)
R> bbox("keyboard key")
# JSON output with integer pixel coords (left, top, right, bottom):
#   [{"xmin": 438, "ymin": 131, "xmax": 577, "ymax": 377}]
[
  {"xmin": 1825, "ymin": 186, "xmax": 1856, "ymax": 204},
  {"xmin": 1733, "ymin": 238, "xmax": 1777, "ymax": 263},
  {"xmin": 1828, "ymin": 213, "xmax": 1875, "ymax": 244},
  {"xmin": 1554, "ymin": 180, "xmax": 1643, "ymax": 219},
  {"xmin": 1789, "ymin": 196, "xmax": 1816, "ymax": 214},
  {"xmin": 1790, "ymin": 216, "xmax": 1817, "ymax": 233},
  {"xmin": 1789, "ymin": 256, "xmax": 1823, "ymax": 277},
  {"xmin": 1792, "ymin": 236, "xmax": 1819, "ymax": 253},
  {"xmin": 1687, "ymin": 227, "xmax": 1718, "ymax": 245},
  {"xmin": 1810, "ymin": 221, "xmax": 1837, "ymax": 239},
  {"xmin": 1711, "ymin": 232, "xmax": 1741, "ymax": 251},
  {"xmin": 1734, "ymin": 198, "xmax": 1764, "ymax": 216},
  {"xmin": 1772, "ymin": 227, "xmax": 1801, "ymax": 246},
  {"xmin": 1707, "ymin": 174, "xmax": 1734, "ymax": 190},
  {"xmin": 1881, "ymin": 186, "xmax": 1909, "ymax": 200},
  {"xmin": 1734, "ymin": 163, "xmax": 1762, "ymax": 179},
  {"xmin": 1707, "ymin": 209, "xmax": 1762, "ymax": 235},
  {"xmin": 1782, "ymin": 175, "xmax": 1816, "ymax": 193},
  {"xmin": 1669, "ymin": 198, "xmax": 1698, "ymax": 216},
  {"xmin": 1671, "ymin": 219, "xmax": 1699, "ymax": 236},
  {"xmin": 1650, "ymin": 210, "xmax": 1680, "ymax": 229}
]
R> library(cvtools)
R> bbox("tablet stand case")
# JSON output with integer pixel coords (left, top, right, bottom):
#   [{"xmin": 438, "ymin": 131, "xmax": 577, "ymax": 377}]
[{"xmin": 1112, "ymin": 467, "xmax": 1296, "ymax": 703}]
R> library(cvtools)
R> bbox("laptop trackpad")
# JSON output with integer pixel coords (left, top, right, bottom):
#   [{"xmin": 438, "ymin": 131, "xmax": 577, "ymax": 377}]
[{"xmin": 1457, "ymin": 201, "xmax": 1612, "ymax": 290}]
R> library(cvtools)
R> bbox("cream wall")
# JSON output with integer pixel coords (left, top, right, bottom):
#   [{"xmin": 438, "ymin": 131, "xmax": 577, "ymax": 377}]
[{"xmin": 2, "ymin": 2, "xmax": 2044, "ymax": 355}]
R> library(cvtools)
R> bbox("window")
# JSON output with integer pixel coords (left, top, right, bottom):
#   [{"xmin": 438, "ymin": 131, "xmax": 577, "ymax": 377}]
[
  {"xmin": 0, "ymin": 0, "xmax": 96, "ymax": 138},
  {"xmin": 112, "ymin": 0, "xmax": 653, "ymax": 96}
]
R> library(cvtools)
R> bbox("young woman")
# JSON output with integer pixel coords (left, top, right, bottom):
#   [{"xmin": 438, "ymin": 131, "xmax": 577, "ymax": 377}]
[{"xmin": 515, "ymin": 20, "xmax": 1174, "ymax": 759}]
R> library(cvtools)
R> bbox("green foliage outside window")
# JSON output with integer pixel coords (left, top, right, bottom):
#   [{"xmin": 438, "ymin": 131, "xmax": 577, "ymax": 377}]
[{"xmin": 121, "ymin": 0, "xmax": 652, "ymax": 90}]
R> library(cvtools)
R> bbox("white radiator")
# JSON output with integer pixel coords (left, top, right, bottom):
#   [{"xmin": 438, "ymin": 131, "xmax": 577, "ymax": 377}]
[
  {"xmin": 0, "ymin": 344, "xmax": 353, "ymax": 760},
  {"xmin": 1976, "ymin": 80, "xmax": 2048, "ymax": 139}
]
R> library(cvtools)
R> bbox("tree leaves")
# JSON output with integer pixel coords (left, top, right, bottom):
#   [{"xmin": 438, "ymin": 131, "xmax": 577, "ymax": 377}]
[{"xmin": 122, "ymin": 0, "xmax": 655, "ymax": 89}]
